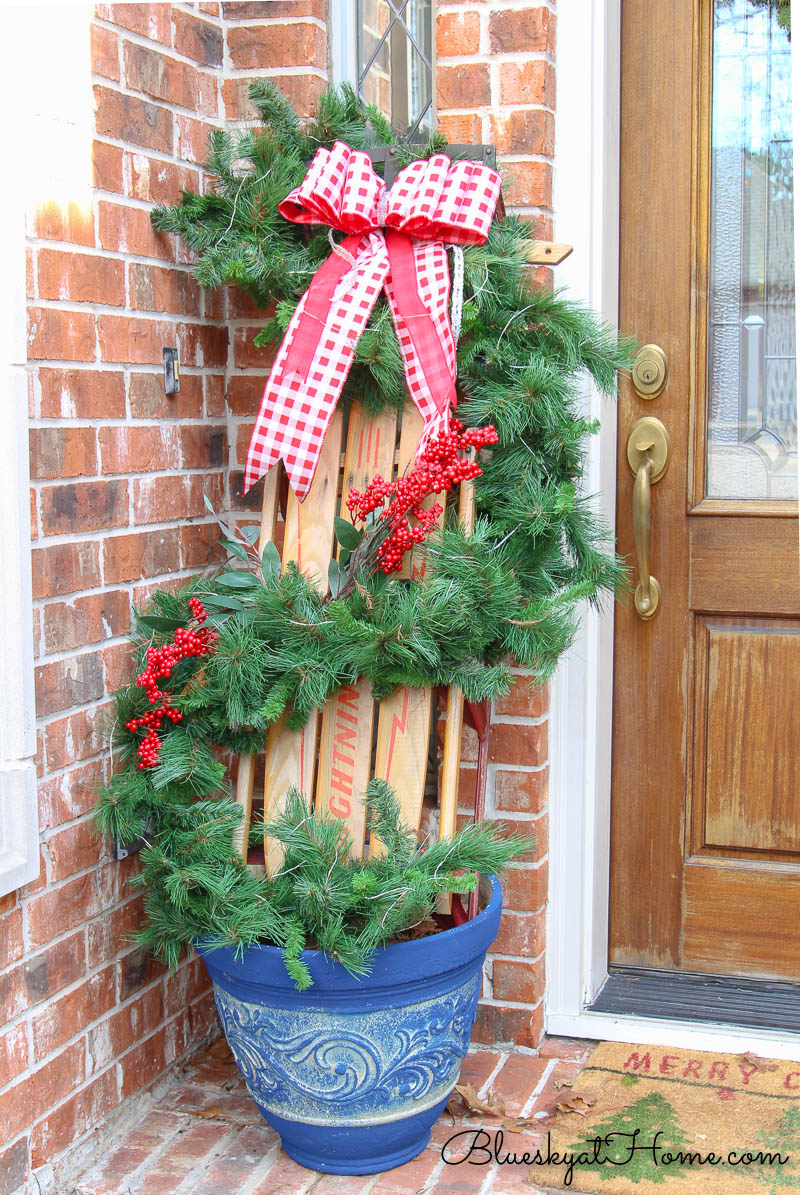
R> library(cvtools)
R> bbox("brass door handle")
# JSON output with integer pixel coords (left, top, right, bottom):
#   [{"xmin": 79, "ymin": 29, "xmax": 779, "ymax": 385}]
[{"xmin": 626, "ymin": 416, "xmax": 670, "ymax": 620}]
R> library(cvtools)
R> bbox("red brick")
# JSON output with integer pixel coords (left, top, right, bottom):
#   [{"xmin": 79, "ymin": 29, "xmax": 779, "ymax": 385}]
[
  {"xmin": 225, "ymin": 374, "xmax": 262, "ymax": 416},
  {"xmin": 126, "ymin": 153, "xmax": 199, "ymax": 204},
  {"xmin": 91, "ymin": 22, "xmax": 120, "ymax": 80},
  {"xmin": 490, "ymin": 109, "xmax": 555, "ymax": 157},
  {"xmin": 225, "ymin": 286, "xmax": 267, "ymax": 319},
  {"xmin": 222, "ymin": 0, "xmax": 326, "ymax": 14},
  {"xmin": 204, "ymin": 373, "xmax": 226, "ymax": 415},
  {"xmin": 123, "ymin": 42, "xmax": 217, "ymax": 115},
  {"xmin": 40, "ymin": 479, "xmax": 128, "ymax": 536},
  {"xmin": 99, "ymin": 425, "xmax": 180, "ymax": 473},
  {"xmin": 0, "ymin": 1138, "xmax": 28, "ymax": 1195},
  {"xmin": 488, "ymin": 1053, "xmax": 549, "ymax": 1116},
  {"xmin": 493, "ymin": 956, "xmax": 545, "ymax": 1005},
  {"xmin": 35, "ymin": 650, "xmax": 105, "ymax": 716},
  {"xmin": 232, "ymin": 325, "xmax": 275, "ymax": 369},
  {"xmin": 0, "ymin": 1021, "xmax": 29, "ymax": 1086},
  {"xmin": 32, "ymin": 541, "xmax": 101, "ymax": 598},
  {"xmin": 503, "ymin": 160, "xmax": 552, "ymax": 209},
  {"xmin": 489, "ymin": 7, "xmax": 555, "ymax": 53},
  {"xmin": 103, "ymin": 528, "xmax": 181, "ymax": 583},
  {"xmin": 129, "ymin": 263, "xmax": 201, "ymax": 315},
  {"xmin": 495, "ymin": 766, "xmax": 548, "ymax": 814},
  {"xmin": 180, "ymin": 521, "xmax": 221, "ymax": 569},
  {"xmin": 37, "ymin": 759, "xmax": 106, "ymax": 832},
  {"xmin": 94, "ymin": 85, "xmax": 173, "ymax": 153},
  {"xmin": 28, "ymin": 306, "xmax": 96, "ymax": 362},
  {"xmin": 493, "ymin": 907, "xmax": 546, "ymax": 956},
  {"xmin": 87, "ymin": 895, "xmax": 145, "ymax": 967},
  {"xmin": 129, "ymin": 370, "xmax": 203, "ymax": 419},
  {"xmin": 172, "ymin": 9, "xmax": 223, "ymax": 66},
  {"xmin": 109, "ymin": 3, "xmax": 172, "ymax": 43},
  {"xmin": 437, "ymin": 10, "xmax": 480, "ymax": 55},
  {"xmin": 437, "ymin": 64, "xmax": 491, "ymax": 110},
  {"xmin": 489, "ymin": 721, "xmax": 547, "ymax": 766},
  {"xmin": 30, "ymin": 426, "xmax": 97, "ymax": 479},
  {"xmin": 537, "ymin": 1036, "xmax": 592, "ymax": 1061},
  {"xmin": 491, "ymin": 816, "xmax": 543, "ymax": 864},
  {"xmin": 164, "ymin": 957, "xmax": 209, "ymax": 1017},
  {"xmin": 500, "ymin": 60, "xmax": 556, "ymax": 107},
  {"xmin": 501, "ymin": 863, "xmax": 548, "ymax": 912},
  {"xmin": 133, "ymin": 473, "xmax": 223, "ymax": 524},
  {"xmin": 42, "ymin": 590, "xmax": 130, "ymax": 654},
  {"xmin": 31, "ymin": 199, "xmax": 95, "ymax": 247},
  {"xmin": 47, "ymin": 817, "xmax": 109, "ymax": 885},
  {"xmin": 37, "ymin": 248, "xmax": 125, "ymax": 307},
  {"xmin": 23, "ymin": 932, "xmax": 86, "ymax": 1012},
  {"xmin": 104, "ymin": 640, "xmax": 136, "ymax": 692},
  {"xmin": 0, "ymin": 907, "xmax": 24, "ymax": 971},
  {"xmin": 181, "ymin": 424, "xmax": 226, "ymax": 469},
  {"xmin": 39, "ymin": 367, "xmax": 126, "ymax": 419},
  {"xmin": 98, "ymin": 200, "xmax": 176, "ymax": 260},
  {"xmin": 495, "ymin": 677, "xmax": 548, "ymax": 719},
  {"xmin": 31, "ymin": 966, "xmax": 116, "ymax": 1062},
  {"xmin": 97, "ymin": 314, "xmax": 227, "ymax": 367},
  {"xmin": 93, "ymin": 140, "xmax": 125, "ymax": 193},
  {"xmin": 471, "ymin": 1001, "xmax": 543, "ymax": 1049},
  {"xmin": 27, "ymin": 866, "xmax": 116, "ymax": 949},
  {"xmin": 227, "ymin": 22, "xmax": 326, "ymax": 69},
  {"xmin": 436, "ymin": 113, "xmax": 483, "ymax": 144},
  {"xmin": 0, "ymin": 1042, "xmax": 84, "ymax": 1144},
  {"xmin": 43, "ymin": 702, "xmax": 113, "ymax": 770},
  {"xmin": 31, "ymin": 1069, "xmax": 117, "ymax": 1167},
  {"xmin": 176, "ymin": 114, "xmax": 218, "ymax": 165},
  {"xmin": 221, "ymin": 72, "xmax": 325, "ymax": 121},
  {"xmin": 119, "ymin": 1027, "xmax": 167, "ymax": 1098}
]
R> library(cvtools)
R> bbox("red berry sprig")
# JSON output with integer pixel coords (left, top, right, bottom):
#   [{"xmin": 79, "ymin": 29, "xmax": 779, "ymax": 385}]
[
  {"xmin": 126, "ymin": 597, "xmax": 217, "ymax": 770},
  {"xmin": 346, "ymin": 420, "xmax": 499, "ymax": 575}
]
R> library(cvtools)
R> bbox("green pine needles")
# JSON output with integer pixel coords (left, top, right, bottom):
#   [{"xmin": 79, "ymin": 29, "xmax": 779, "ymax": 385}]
[
  {"xmin": 98, "ymin": 780, "xmax": 528, "ymax": 988},
  {"xmin": 95, "ymin": 82, "xmax": 632, "ymax": 970}
]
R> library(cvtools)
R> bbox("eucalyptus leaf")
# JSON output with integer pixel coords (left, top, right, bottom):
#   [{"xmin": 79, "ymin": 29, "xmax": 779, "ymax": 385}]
[
  {"xmin": 200, "ymin": 594, "xmax": 245, "ymax": 611},
  {"xmin": 333, "ymin": 516, "xmax": 362, "ymax": 551},
  {"xmin": 219, "ymin": 539, "xmax": 249, "ymax": 562},
  {"xmin": 261, "ymin": 541, "xmax": 281, "ymax": 581},
  {"xmin": 218, "ymin": 570, "xmax": 261, "ymax": 588},
  {"xmin": 137, "ymin": 614, "xmax": 184, "ymax": 632},
  {"xmin": 328, "ymin": 558, "xmax": 344, "ymax": 598},
  {"xmin": 241, "ymin": 524, "xmax": 262, "ymax": 544},
  {"xmin": 339, "ymin": 548, "xmax": 352, "ymax": 569}
]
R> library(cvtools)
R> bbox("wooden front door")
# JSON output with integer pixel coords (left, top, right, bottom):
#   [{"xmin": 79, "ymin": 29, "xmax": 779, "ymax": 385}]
[{"xmin": 610, "ymin": 0, "xmax": 799, "ymax": 985}]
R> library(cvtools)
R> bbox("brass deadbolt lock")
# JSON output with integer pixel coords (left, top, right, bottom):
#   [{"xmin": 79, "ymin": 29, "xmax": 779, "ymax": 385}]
[{"xmin": 631, "ymin": 344, "xmax": 668, "ymax": 400}]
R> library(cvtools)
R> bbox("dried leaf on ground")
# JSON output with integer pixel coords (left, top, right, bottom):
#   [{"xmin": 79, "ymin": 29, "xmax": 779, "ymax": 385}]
[
  {"xmin": 553, "ymin": 1078, "xmax": 574, "ymax": 1090},
  {"xmin": 208, "ymin": 1038, "xmax": 232, "ymax": 1060},
  {"xmin": 738, "ymin": 1052, "xmax": 779, "ymax": 1073},
  {"xmin": 555, "ymin": 1093, "xmax": 597, "ymax": 1117},
  {"xmin": 451, "ymin": 1082, "xmax": 507, "ymax": 1119}
]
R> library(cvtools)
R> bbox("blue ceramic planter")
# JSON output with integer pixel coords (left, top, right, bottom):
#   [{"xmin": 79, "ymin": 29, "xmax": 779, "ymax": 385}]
[{"xmin": 198, "ymin": 875, "xmax": 501, "ymax": 1175}]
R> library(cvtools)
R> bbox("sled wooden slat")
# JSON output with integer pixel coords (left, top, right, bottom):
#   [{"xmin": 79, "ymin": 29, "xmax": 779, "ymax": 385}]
[
  {"xmin": 314, "ymin": 402, "xmax": 397, "ymax": 856},
  {"xmin": 263, "ymin": 408, "xmax": 344, "ymax": 874},
  {"xmin": 371, "ymin": 685, "xmax": 433, "ymax": 859},
  {"xmin": 436, "ymin": 477, "xmax": 475, "ymax": 909},
  {"xmin": 232, "ymin": 466, "xmax": 280, "ymax": 862}
]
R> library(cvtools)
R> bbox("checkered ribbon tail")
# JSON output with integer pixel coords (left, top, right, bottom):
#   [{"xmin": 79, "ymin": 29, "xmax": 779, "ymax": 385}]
[{"xmin": 243, "ymin": 141, "xmax": 502, "ymax": 500}]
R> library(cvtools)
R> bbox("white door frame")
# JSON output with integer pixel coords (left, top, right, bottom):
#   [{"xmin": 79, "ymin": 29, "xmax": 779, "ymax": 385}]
[{"xmin": 547, "ymin": 0, "xmax": 800, "ymax": 1061}]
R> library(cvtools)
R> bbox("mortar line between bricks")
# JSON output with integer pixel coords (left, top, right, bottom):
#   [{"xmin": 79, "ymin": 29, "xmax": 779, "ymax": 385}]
[
  {"xmin": 171, "ymin": 1123, "xmax": 246, "ymax": 1195},
  {"xmin": 236, "ymin": 1140, "xmax": 286, "ymax": 1195},
  {"xmin": 91, "ymin": 73, "xmax": 227, "ymax": 126},
  {"xmin": 75, "ymin": 1106, "xmax": 195, "ymax": 1194},
  {"xmin": 521, "ymin": 1057, "xmax": 557, "ymax": 1118},
  {"xmin": 478, "ymin": 1050, "xmax": 511, "ymax": 1099},
  {"xmin": 91, "ymin": 18, "xmax": 228, "ymax": 76},
  {"xmin": 30, "ymin": 295, "xmax": 229, "ymax": 326}
]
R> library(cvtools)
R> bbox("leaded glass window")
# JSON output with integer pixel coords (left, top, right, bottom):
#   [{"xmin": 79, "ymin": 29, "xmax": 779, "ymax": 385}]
[{"xmin": 357, "ymin": 0, "xmax": 433, "ymax": 139}]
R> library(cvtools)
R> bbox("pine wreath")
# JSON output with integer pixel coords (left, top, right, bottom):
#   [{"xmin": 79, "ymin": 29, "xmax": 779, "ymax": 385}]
[{"xmin": 96, "ymin": 82, "xmax": 631, "ymax": 965}]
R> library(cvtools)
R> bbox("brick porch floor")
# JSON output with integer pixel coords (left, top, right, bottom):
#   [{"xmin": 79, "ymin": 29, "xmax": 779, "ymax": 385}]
[{"xmin": 71, "ymin": 1036, "xmax": 596, "ymax": 1194}]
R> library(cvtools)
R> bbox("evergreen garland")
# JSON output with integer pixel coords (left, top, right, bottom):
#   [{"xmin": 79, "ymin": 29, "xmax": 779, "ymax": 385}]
[{"xmin": 96, "ymin": 82, "xmax": 631, "ymax": 967}]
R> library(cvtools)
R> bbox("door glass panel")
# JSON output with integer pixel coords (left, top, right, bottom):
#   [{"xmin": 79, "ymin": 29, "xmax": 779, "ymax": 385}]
[
  {"xmin": 707, "ymin": 0, "xmax": 796, "ymax": 500},
  {"xmin": 357, "ymin": 0, "xmax": 433, "ymax": 140}
]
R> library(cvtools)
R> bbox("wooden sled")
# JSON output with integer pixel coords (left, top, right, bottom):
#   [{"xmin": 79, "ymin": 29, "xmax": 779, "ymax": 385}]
[{"xmin": 232, "ymin": 238, "xmax": 571, "ymax": 899}]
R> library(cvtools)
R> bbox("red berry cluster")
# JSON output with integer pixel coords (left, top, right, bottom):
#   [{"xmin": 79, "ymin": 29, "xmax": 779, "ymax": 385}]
[
  {"xmin": 126, "ymin": 597, "xmax": 217, "ymax": 770},
  {"xmin": 346, "ymin": 420, "xmax": 499, "ymax": 575}
]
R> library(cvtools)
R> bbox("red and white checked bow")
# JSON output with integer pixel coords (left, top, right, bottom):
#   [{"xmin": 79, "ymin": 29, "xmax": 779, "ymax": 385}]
[{"xmin": 243, "ymin": 141, "xmax": 502, "ymax": 499}]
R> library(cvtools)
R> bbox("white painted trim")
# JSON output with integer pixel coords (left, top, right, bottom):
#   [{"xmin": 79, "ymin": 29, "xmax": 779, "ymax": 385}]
[
  {"xmin": 547, "ymin": 0, "xmax": 621, "ymax": 1025},
  {"xmin": 0, "ymin": 8, "xmax": 40, "ymax": 897},
  {"xmin": 329, "ymin": 0, "xmax": 357, "ymax": 87},
  {"xmin": 550, "ymin": 1011, "xmax": 800, "ymax": 1063}
]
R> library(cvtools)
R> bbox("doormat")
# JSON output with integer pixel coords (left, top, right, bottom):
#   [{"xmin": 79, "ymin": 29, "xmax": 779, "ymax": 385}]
[{"xmin": 528, "ymin": 1041, "xmax": 800, "ymax": 1192}]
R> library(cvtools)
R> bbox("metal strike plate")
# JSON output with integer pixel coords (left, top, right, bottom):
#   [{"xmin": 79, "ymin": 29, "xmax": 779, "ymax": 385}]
[
  {"xmin": 163, "ymin": 346, "xmax": 180, "ymax": 395},
  {"xmin": 631, "ymin": 343, "xmax": 668, "ymax": 400}
]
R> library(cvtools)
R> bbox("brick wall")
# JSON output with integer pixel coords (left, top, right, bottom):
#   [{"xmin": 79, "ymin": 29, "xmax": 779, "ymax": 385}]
[
  {"xmin": 436, "ymin": 1, "xmax": 555, "ymax": 1048},
  {"xmin": 5, "ymin": 3, "xmax": 555, "ymax": 1189}
]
